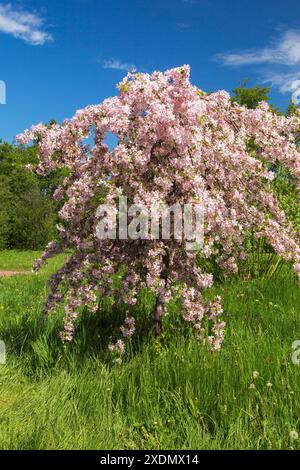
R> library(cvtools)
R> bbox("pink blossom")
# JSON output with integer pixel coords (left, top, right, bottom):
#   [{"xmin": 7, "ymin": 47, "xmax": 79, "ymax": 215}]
[{"xmin": 18, "ymin": 65, "xmax": 300, "ymax": 348}]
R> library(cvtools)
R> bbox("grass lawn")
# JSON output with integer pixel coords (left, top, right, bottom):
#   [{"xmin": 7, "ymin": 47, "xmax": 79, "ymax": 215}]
[
  {"xmin": 0, "ymin": 250, "xmax": 299, "ymax": 450},
  {"xmin": 0, "ymin": 250, "xmax": 68, "ymax": 274}
]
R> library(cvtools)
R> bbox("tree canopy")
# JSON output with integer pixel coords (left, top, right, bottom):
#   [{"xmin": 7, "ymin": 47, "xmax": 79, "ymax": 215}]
[{"xmin": 18, "ymin": 66, "xmax": 300, "ymax": 352}]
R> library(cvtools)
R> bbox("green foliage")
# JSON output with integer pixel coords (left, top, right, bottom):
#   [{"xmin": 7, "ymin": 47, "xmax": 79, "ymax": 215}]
[
  {"xmin": 272, "ymin": 165, "xmax": 300, "ymax": 231},
  {"xmin": 232, "ymin": 79, "xmax": 271, "ymax": 109},
  {"xmin": 0, "ymin": 176, "xmax": 12, "ymax": 250},
  {"xmin": 285, "ymin": 100, "xmax": 300, "ymax": 117},
  {"xmin": 0, "ymin": 141, "xmax": 62, "ymax": 250}
]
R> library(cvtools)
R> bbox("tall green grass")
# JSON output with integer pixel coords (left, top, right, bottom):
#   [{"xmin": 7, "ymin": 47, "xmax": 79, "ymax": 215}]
[
  {"xmin": 0, "ymin": 250, "xmax": 68, "ymax": 273},
  {"xmin": 0, "ymin": 251, "xmax": 299, "ymax": 449}
]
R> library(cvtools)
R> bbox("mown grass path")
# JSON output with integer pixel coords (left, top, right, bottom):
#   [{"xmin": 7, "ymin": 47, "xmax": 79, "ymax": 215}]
[{"xmin": 0, "ymin": 271, "xmax": 30, "ymax": 277}]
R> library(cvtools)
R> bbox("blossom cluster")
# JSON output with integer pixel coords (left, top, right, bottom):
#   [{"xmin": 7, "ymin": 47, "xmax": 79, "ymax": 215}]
[{"xmin": 17, "ymin": 65, "xmax": 300, "ymax": 352}]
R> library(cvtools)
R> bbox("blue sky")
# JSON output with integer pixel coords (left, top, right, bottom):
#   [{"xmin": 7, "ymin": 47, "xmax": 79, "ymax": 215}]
[{"xmin": 1, "ymin": 0, "xmax": 300, "ymax": 142}]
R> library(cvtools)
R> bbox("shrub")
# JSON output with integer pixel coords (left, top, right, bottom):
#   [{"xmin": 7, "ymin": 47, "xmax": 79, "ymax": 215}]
[{"xmin": 18, "ymin": 66, "xmax": 300, "ymax": 352}]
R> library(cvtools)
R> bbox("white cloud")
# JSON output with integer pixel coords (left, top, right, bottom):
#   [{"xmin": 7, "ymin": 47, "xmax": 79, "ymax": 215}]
[
  {"xmin": 216, "ymin": 29, "xmax": 300, "ymax": 100},
  {"xmin": 262, "ymin": 70, "xmax": 300, "ymax": 98},
  {"xmin": 216, "ymin": 30, "xmax": 300, "ymax": 67},
  {"xmin": 266, "ymin": 72, "xmax": 300, "ymax": 104},
  {"xmin": 176, "ymin": 23, "xmax": 190, "ymax": 32},
  {"xmin": 102, "ymin": 59, "xmax": 136, "ymax": 72},
  {"xmin": 0, "ymin": 3, "xmax": 52, "ymax": 45}
]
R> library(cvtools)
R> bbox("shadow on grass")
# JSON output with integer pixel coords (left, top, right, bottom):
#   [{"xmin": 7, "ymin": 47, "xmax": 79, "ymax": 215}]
[
  {"xmin": 0, "ymin": 287, "xmax": 175, "ymax": 377},
  {"xmin": 1, "ymin": 264, "xmax": 298, "ymax": 379}
]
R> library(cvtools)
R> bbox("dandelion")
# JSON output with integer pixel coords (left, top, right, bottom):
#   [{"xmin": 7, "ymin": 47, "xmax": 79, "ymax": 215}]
[
  {"xmin": 252, "ymin": 371, "xmax": 259, "ymax": 379},
  {"xmin": 266, "ymin": 382, "xmax": 273, "ymax": 388},
  {"xmin": 249, "ymin": 383, "xmax": 256, "ymax": 390},
  {"xmin": 290, "ymin": 430, "xmax": 298, "ymax": 440}
]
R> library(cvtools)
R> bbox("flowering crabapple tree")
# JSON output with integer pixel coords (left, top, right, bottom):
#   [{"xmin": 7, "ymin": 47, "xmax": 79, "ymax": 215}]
[{"xmin": 18, "ymin": 66, "xmax": 300, "ymax": 354}]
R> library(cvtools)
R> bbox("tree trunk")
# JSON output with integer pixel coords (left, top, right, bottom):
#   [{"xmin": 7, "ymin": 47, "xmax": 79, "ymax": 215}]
[
  {"xmin": 153, "ymin": 250, "xmax": 169, "ymax": 337},
  {"xmin": 153, "ymin": 297, "xmax": 164, "ymax": 337}
]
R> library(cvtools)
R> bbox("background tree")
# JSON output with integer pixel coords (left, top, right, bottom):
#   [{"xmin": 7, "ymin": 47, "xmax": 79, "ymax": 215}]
[
  {"xmin": 232, "ymin": 79, "xmax": 271, "ymax": 109},
  {"xmin": 0, "ymin": 140, "xmax": 62, "ymax": 250}
]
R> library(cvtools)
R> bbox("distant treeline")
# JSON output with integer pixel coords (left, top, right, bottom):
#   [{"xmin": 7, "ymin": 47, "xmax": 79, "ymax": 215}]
[{"xmin": 0, "ymin": 141, "xmax": 64, "ymax": 250}]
